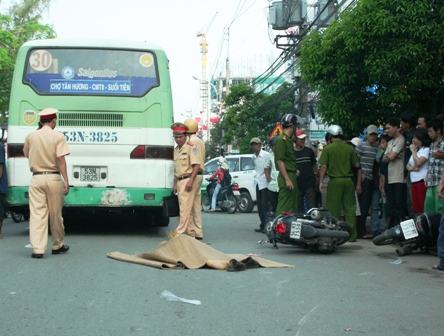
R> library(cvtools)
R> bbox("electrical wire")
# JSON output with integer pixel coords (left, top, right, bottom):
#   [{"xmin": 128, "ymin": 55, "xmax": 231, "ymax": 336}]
[
  {"xmin": 252, "ymin": 0, "xmax": 345, "ymax": 97},
  {"xmin": 254, "ymin": 0, "xmax": 338, "ymax": 87},
  {"xmin": 210, "ymin": 27, "xmax": 228, "ymax": 79}
]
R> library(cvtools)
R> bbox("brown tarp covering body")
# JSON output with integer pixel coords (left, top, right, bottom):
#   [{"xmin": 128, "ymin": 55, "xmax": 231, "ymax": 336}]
[{"xmin": 107, "ymin": 234, "xmax": 293, "ymax": 271}]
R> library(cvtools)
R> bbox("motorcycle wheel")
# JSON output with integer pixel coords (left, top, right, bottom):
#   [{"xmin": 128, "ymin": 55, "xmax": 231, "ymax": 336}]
[
  {"xmin": 396, "ymin": 245, "xmax": 413, "ymax": 256},
  {"xmin": 10, "ymin": 211, "xmax": 25, "ymax": 223},
  {"xmin": 336, "ymin": 222, "xmax": 351, "ymax": 246},
  {"xmin": 372, "ymin": 233, "xmax": 396, "ymax": 246},
  {"xmin": 237, "ymin": 191, "xmax": 254, "ymax": 213},
  {"xmin": 226, "ymin": 195, "xmax": 237, "ymax": 214}
]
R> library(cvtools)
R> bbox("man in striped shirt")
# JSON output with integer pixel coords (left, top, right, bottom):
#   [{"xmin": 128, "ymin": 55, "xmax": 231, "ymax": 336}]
[{"xmin": 356, "ymin": 125, "xmax": 381, "ymax": 238}]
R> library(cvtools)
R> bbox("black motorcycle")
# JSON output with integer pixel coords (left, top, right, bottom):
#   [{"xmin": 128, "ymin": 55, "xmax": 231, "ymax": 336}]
[
  {"xmin": 372, "ymin": 213, "xmax": 440, "ymax": 256},
  {"xmin": 202, "ymin": 179, "xmax": 238, "ymax": 214},
  {"xmin": 265, "ymin": 208, "xmax": 351, "ymax": 254}
]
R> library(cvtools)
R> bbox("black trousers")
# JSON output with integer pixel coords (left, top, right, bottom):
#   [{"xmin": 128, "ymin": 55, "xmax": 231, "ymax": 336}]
[
  {"xmin": 386, "ymin": 183, "xmax": 407, "ymax": 228},
  {"xmin": 268, "ymin": 190, "xmax": 278, "ymax": 214},
  {"xmin": 256, "ymin": 185, "xmax": 269, "ymax": 229},
  {"xmin": 298, "ymin": 183, "xmax": 317, "ymax": 213}
]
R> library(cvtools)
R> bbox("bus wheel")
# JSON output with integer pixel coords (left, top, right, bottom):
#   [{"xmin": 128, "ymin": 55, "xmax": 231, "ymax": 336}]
[{"xmin": 152, "ymin": 208, "xmax": 169, "ymax": 227}]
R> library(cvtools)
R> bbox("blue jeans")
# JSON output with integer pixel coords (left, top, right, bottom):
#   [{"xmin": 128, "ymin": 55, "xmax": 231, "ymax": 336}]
[{"xmin": 211, "ymin": 183, "xmax": 221, "ymax": 210}]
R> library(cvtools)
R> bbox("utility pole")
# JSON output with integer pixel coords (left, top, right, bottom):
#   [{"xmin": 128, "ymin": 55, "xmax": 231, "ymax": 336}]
[
  {"xmin": 225, "ymin": 27, "xmax": 231, "ymax": 97},
  {"xmin": 197, "ymin": 12, "xmax": 218, "ymax": 141},
  {"xmin": 268, "ymin": 0, "xmax": 340, "ymax": 140}
]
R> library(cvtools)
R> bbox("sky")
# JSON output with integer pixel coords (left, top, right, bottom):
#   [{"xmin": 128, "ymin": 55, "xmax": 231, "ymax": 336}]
[{"xmin": 2, "ymin": 0, "xmax": 280, "ymax": 120}]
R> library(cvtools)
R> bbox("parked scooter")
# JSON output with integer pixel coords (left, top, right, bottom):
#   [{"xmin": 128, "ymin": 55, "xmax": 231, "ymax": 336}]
[
  {"xmin": 372, "ymin": 213, "xmax": 440, "ymax": 256},
  {"xmin": 264, "ymin": 208, "xmax": 351, "ymax": 254},
  {"xmin": 202, "ymin": 179, "xmax": 239, "ymax": 214}
]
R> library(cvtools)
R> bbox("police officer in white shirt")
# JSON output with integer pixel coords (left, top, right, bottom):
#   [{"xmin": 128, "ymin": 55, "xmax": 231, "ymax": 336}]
[{"xmin": 251, "ymin": 137, "xmax": 271, "ymax": 233}]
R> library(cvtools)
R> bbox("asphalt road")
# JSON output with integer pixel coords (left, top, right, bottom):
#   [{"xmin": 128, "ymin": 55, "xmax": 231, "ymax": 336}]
[{"xmin": 1, "ymin": 211, "xmax": 443, "ymax": 336}]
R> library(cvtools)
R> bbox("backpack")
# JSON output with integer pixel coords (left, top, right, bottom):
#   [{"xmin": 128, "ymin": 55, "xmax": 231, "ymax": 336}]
[{"xmin": 221, "ymin": 170, "xmax": 232, "ymax": 186}]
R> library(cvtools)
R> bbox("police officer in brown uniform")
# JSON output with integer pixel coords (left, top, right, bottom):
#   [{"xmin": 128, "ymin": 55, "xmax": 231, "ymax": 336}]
[
  {"xmin": 184, "ymin": 118, "xmax": 205, "ymax": 239},
  {"xmin": 172, "ymin": 122, "xmax": 202, "ymax": 238},
  {"xmin": 23, "ymin": 108, "xmax": 70, "ymax": 258}
]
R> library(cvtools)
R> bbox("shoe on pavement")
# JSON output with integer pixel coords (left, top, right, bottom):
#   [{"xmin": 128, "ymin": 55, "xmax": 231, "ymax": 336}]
[
  {"xmin": 432, "ymin": 264, "xmax": 444, "ymax": 271},
  {"xmin": 31, "ymin": 253, "xmax": 43, "ymax": 259},
  {"xmin": 52, "ymin": 245, "xmax": 69, "ymax": 255}
]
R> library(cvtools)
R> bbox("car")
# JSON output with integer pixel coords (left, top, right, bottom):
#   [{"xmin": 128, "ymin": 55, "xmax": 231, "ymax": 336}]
[{"xmin": 203, "ymin": 154, "xmax": 256, "ymax": 213}]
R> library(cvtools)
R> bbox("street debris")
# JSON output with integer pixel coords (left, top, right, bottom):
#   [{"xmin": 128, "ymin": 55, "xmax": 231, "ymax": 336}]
[
  {"xmin": 160, "ymin": 290, "xmax": 201, "ymax": 306},
  {"xmin": 390, "ymin": 258, "xmax": 404, "ymax": 265},
  {"xmin": 25, "ymin": 244, "xmax": 32, "ymax": 249}
]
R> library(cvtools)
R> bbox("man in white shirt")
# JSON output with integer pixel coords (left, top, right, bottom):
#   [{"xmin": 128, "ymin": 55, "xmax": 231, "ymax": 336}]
[
  {"xmin": 251, "ymin": 137, "xmax": 271, "ymax": 233},
  {"xmin": 265, "ymin": 136, "xmax": 279, "ymax": 214}
]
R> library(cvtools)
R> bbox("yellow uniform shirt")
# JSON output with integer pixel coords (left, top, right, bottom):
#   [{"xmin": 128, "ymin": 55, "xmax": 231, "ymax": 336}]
[
  {"xmin": 23, "ymin": 126, "xmax": 70, "ymax": 172},
  {"xmin": 174, "ymin": 142, "xmax": 200, "ymax": 177},
  {"xmin": 188, "ymin": 134, "xmax": 205, "ymax": 172}
]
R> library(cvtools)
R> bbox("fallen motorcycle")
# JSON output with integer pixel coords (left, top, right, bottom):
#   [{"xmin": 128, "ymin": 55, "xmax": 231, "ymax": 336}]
[
  {"xmin": 265, "ymin": 208, "xmax": 351, "ymax": 254},
  {"xmin": 201, "ymin": 179, "xmax": 239, "ymax": 214},
  {"xmin": 372, "ymin": 213, "xmax": 440, "ymax": 256}
]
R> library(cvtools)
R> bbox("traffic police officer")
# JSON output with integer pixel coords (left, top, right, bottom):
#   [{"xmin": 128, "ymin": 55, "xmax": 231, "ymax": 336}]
[
  {"xmin": 183, "ymin": 118, "xmax": 205, "ymax": 239},
  {"xmin": 172, "ymin": 122, "xmax": 202, "ymax": 238},
  {"xmin": 274, "ymin": 113, "xmax": 299, "ymax": 214},
  {"xmin": 23, "ymin": 108, "xmax": 70, "ymax": 258},
  {"xmin": 318, "ymin": 125, "xmax": 361, "ymax": 241}
]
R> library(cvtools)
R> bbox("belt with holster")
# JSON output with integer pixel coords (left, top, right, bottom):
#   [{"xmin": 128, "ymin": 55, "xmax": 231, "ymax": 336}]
[
  {"xmin": 33, "ymin": 171, "xmax": 60, "ymax": 176},
  {"xmin": 176, "ymin": 172, "xmax": 203, "ymax": 181}
]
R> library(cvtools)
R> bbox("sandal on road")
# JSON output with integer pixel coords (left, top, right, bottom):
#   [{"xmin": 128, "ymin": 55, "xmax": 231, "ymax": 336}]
[{"xmin": 432, "ymin": 264, "xmax": 444, "ymax": 271}]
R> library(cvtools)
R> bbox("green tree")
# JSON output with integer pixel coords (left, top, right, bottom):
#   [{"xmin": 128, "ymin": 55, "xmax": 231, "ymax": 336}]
[
  {"xmin": 212, "ymin": 82, "xmax": 294, "ymax": 154},
  {"xmin": 299, "ymin": 0, "xmax": 444, "ymax": 135},
  {"xmin": 0, "ymin": 0, "xmax": 55, "ymax": 120}
]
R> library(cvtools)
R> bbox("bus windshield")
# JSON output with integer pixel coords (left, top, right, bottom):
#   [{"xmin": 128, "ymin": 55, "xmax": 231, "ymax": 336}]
[{"xmin": 23, "ymin": 48, "xmax": 159, "ymax": 97}]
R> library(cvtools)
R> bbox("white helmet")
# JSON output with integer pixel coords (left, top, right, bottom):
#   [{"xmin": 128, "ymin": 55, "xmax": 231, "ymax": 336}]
[
  {"xmin": 218, "ymin": 158, "xmax": 229, "ymax": 170},
  {"xmin": 326, "ymin": 125, "xmax": 343, "ymax": 136}
]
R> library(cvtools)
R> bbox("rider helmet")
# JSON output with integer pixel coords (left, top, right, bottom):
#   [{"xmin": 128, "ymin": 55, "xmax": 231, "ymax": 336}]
[
  {"xmin": 218, "ymin": 158, "xmax": 229, "ymax": 170},
  {"xmin": 280, "ymin": 113, "xmax": 298, "ymax": 128}
]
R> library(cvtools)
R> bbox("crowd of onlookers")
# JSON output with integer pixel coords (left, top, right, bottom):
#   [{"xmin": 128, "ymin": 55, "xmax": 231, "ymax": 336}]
[
  {"xmin": 249, "ymin": 112, "xmax": 444, "ymax": 270},
  {"xmin": 345, "ymin": 113, "xmax": 444, "ymax": 238}
]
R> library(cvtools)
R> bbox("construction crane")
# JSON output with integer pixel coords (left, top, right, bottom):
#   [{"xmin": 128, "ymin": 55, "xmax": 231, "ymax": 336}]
[{"xmin": 197, "ymin": 12, "xmax": 217, "ymax": 140}]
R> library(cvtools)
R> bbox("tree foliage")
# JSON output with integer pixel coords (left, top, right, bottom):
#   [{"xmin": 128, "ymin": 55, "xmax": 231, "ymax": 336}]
[
  {"xmin": 0, "ymin": 0, "xmax": 55, "ymax": 119},
  {"xmin": 208, "ymin": 82, "xmax": 294, "ymax": 155},
  {"xmin": 299, "ymin": 0, "xmax": 444, "ymax": 135}
]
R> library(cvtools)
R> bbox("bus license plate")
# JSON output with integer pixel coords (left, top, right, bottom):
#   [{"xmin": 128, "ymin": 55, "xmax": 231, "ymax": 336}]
[
  {"xmin": 290, "ymin": 220, "xmax": 302, "ymax": 239},
  {"xmin": 400, "ymin": 219, "xmax": 419, "ymax": 240},
  {"xmin": 80, "ymin": 167, "xmax": 100, "ymax": 182}
]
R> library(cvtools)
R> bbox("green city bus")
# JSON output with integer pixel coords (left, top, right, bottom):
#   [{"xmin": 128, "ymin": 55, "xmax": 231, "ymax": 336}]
[{"xmin": 7, "ymin": 39, "xmax": 175, "ymax": 225}]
